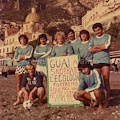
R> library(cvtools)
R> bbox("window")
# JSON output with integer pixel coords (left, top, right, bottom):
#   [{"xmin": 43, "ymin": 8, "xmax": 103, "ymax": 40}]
[
  {"xmin": 12, "ymin": 47, "xmax": 14, "ymax": 52},
  {"xmin": 6, "ymin": 40, "xmax": 8, "ymax": 45},
  {"xmin": 33, "ymin": 35, "xmax": 35, "ymax": 39},
  {"xmin": 26, "ymin": 25, "xmax": 28, "ymax": 30},
  {"xmin": 13, "ymin": 38, "xmax": 14, "ymax": 43},
  {"xmin": 3, "ymin": 49, "xmax": 5, "ymax": 53},
  {"xmin": 37, "ymin": 26, "xmax": 39, "ymax": 30},
  {"xmin": 7, "ymin": 48, "xmax": 9, "ymax": 52},
  {"xmin": 0, "ymin": 49, "xmax": 1, "ymax": 53}
]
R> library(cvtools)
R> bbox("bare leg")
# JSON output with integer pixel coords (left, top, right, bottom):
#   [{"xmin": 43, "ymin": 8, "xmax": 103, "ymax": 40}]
[
  {"xmin": 74, "ymin": 91, "xmax": 92, "ymax": 107},
  {"xmin": 101, "ymin": 66, "xmax": 110, "ymax": 108},
  {"xmin": 43, "ymin": 75, "xmax": 47, "ymax": 81},
  {"xmin": 83, "ymin": 91, "xmax": 98, "ymax": 108},
  {"xmin": 94, "ymin": 68, "xmax": 101, "ymax": 74},
  {"xmin": 13, "ymin": 74, "xmax": 23, "ymax": 105},
  {"xmin": 94, "ymin": 89, "xmax": 105, "ymax": 111},
  {"xmin": 37, "ymin": 87, "xmax": 45, "ymax": 105},
  {"xmin": 13, "ymin": 90, "xmax": 23, "ymax": 106}
]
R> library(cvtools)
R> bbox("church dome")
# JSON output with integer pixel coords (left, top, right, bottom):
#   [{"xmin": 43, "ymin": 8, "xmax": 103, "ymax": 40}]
[{"xmin": 25, "ymin": 7, "xmax": 41, "ymax": 23}]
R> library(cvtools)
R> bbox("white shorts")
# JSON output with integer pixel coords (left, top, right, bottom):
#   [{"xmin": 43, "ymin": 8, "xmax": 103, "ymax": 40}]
[
  {"xmin": 90, "ymin": 90, "xmax": 107, "ymax": 102},
  {"xmin": 36, "ymin": 65, "xmax": 46, "ymax": 76},
  {"xmin": 15, "ymin": 66, "xmax": 27, "ymax": 75}
]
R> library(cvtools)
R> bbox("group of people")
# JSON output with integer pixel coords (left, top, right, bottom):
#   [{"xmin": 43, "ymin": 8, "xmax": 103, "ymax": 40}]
[
  {"xmin": 13, "ymin": 22, "xmax": 111, "ymax": 111},
  {"xmin": 112, "ymin": 59, "xmax": 120, "ymax": 72}
]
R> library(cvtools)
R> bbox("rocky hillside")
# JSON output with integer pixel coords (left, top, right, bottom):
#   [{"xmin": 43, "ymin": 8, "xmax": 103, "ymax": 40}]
[
  {"xmin": 0, "ymin": 0, "xmax": 102, "ymax": 35},
  {"xmin": 0, "ymin": 0, "xmax": 100, "ymax": 23}
]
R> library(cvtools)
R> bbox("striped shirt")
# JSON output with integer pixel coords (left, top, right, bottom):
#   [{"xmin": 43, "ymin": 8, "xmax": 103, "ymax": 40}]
[
  {"xmin": 34, "ymin": 44, "xmax": 52, "ymax": 66},
  {"xmin": 77, "ymin": 69, "xmax": 105, "ymax": 92}
]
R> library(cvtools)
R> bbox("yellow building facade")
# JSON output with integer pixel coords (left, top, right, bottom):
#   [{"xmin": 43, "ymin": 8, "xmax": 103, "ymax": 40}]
[{"xmin": 0, "ymin": 7, "xmax": 52, "ymax": 57}]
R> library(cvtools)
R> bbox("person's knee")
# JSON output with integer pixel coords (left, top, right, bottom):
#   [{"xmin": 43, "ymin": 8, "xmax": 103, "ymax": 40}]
[
  {"xmin": 37, "ymin": 87, "xmax": 45, "ymax": 96},
  {"xmin": 17, "ymin": 84, "xmax": 21, "ymax": 87},
  {"xmin": 79, "ymin": 90, "xmax": 85, "ymax": 96},
  {"xmin": 103, "ymin": 76, "xmax": 110, "ymax": 86},
  {"xmin": 102, "ymin": 73, "xmax": 109, "ymax": 80},
  {"xmin": 74, "ymin": 92, "xmax": 79, "ymax": 100},
  {"xmin": 94, "ymin": 89, "xmax": 102, "ymax": 97},
  {"xmin": 18, "ymin": 90, "xmax": 23, "ymax": 97}
]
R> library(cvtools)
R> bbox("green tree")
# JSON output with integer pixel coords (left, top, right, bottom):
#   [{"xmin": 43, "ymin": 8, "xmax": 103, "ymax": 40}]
[
  {"xmin": 57, "ymin": 23, "xmax": 70, "ymax": 36},
  {"xmin": 46, "ymin": 27, "xmax": 57, "ymax": 40},
  {"xmin": 28, "ymin": 38, "xmax": 40, "ymax": 50},
  {"xmin": 107, "ymin": 23, "xmax": 119, "ymax": 41},
  {"xmin": 28, "ymin": 39, "xmax": 40, "ymax": 60}
]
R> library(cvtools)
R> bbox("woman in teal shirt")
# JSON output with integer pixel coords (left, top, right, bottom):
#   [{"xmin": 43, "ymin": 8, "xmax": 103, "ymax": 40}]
[{"xmin": 13, "ymin": 34, "xmax": 33, "ymax": 105}]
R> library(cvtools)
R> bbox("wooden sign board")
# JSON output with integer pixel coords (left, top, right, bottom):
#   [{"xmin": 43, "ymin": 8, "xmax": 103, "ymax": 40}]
[{"xmin": 46, "ymin": 55, "xmax": 83, "ymax": 107}]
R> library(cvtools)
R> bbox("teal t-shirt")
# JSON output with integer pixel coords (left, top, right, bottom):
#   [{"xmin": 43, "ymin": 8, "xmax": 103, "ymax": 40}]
[
  {"xmin": 34, "ymin": 44, "xmax": 52, "ymax": 66},
  {"xmin": 67, "ymin": 39, "xmax": 81, "ymax": 54},
  {"xmin": 77, "ymin": 69, "xmax": 105, "ymax": 92},
  {"xmin": 77, "ymin": 41, "xmax": 93, "ymax": 61},
  {"xmin": 50, "ymin": 44, "xmax": 73, "ymax": 57},
  {"xmin": 14, "ymin": 45, "xmax": 33, "ymax": 68},
  {"xmin": 89, "ymin": 34, "xmax": 111, "ymax": 64}
]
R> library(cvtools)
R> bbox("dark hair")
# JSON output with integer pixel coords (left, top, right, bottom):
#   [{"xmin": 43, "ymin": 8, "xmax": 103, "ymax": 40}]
[
  {"xmin": 18, "ymin": 34, "xmax": 28, "ymax": 44},
  {"xmin": 67, "ymin": 29, "xmax": 75, "ymax": 35},
  {"xmin": 92, "ymin": 23, "xmax": 103, "ymax": 31},
  {"xmin": 79, "ymin": 29, "xmax": 90, "ymax": 40},
  {"xmin": 78, "ymin": 59, "xmax": 92, "ymax": 71},
  {"xmin": 39, "ymin": 34, "xmax": 47, "ymax": 41}
]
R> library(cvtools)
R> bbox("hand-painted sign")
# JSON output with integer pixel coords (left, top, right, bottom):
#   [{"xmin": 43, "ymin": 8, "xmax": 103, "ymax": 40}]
[{"xmin": 46, "ymin": 55, "xmax": 83, "ymax": 107}]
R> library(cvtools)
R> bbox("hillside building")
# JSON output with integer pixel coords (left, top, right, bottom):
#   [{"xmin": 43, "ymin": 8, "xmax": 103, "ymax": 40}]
[
  {"xmin": 0, "ymin": 7, "xmax": 52, "ymax": 57},
  {"xmin": 82, "ymin": 0, "xmax": 120, "ymax": 32},
  {"xmin": 71, "ymin": 0, "xmax": 120, "ymax": 34}
]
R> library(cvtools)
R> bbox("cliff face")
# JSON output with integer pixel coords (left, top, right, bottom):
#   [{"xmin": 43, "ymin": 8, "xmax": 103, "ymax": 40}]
[
  {"xmin": 0, "ymin": 0, "xmax": 14, "ymax": 12},
  {"xmin": 79, "ymin": 0, "xmax": 103, "ymax": 9},
  {"xmin": 0, "ymin": 0, "xmax": 94, "ymax": 20},
  {"xmin": 0, "ymin": 0, "xmax": 102, "ymax": 15},
  {"xmin": 0, "ymin": 0, "xmax": 101, "ymax": 34},
  {"xmin": 39, "ymin": 0, "xmax": 91, "ymax": 28},
  {"xmin": 0, "ymin": 0, "xmax": 32, "ymax": 12}
]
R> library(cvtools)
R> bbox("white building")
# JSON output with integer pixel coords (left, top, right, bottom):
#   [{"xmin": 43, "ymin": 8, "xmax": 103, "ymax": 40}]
[
  {"xmin": 82, "ymin": 0, "xmax": 120, "ymax": 32},
  {"xmin": 0, "ymin": 7, "xmax": 52, "ymax": 57},
  {"xmin": 71, "ymin": 25, "xmax": 82, "ymax": 39},
  {"xmin": 71, "ymin": 0, "xmax": 120, "ymax": 35}
]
